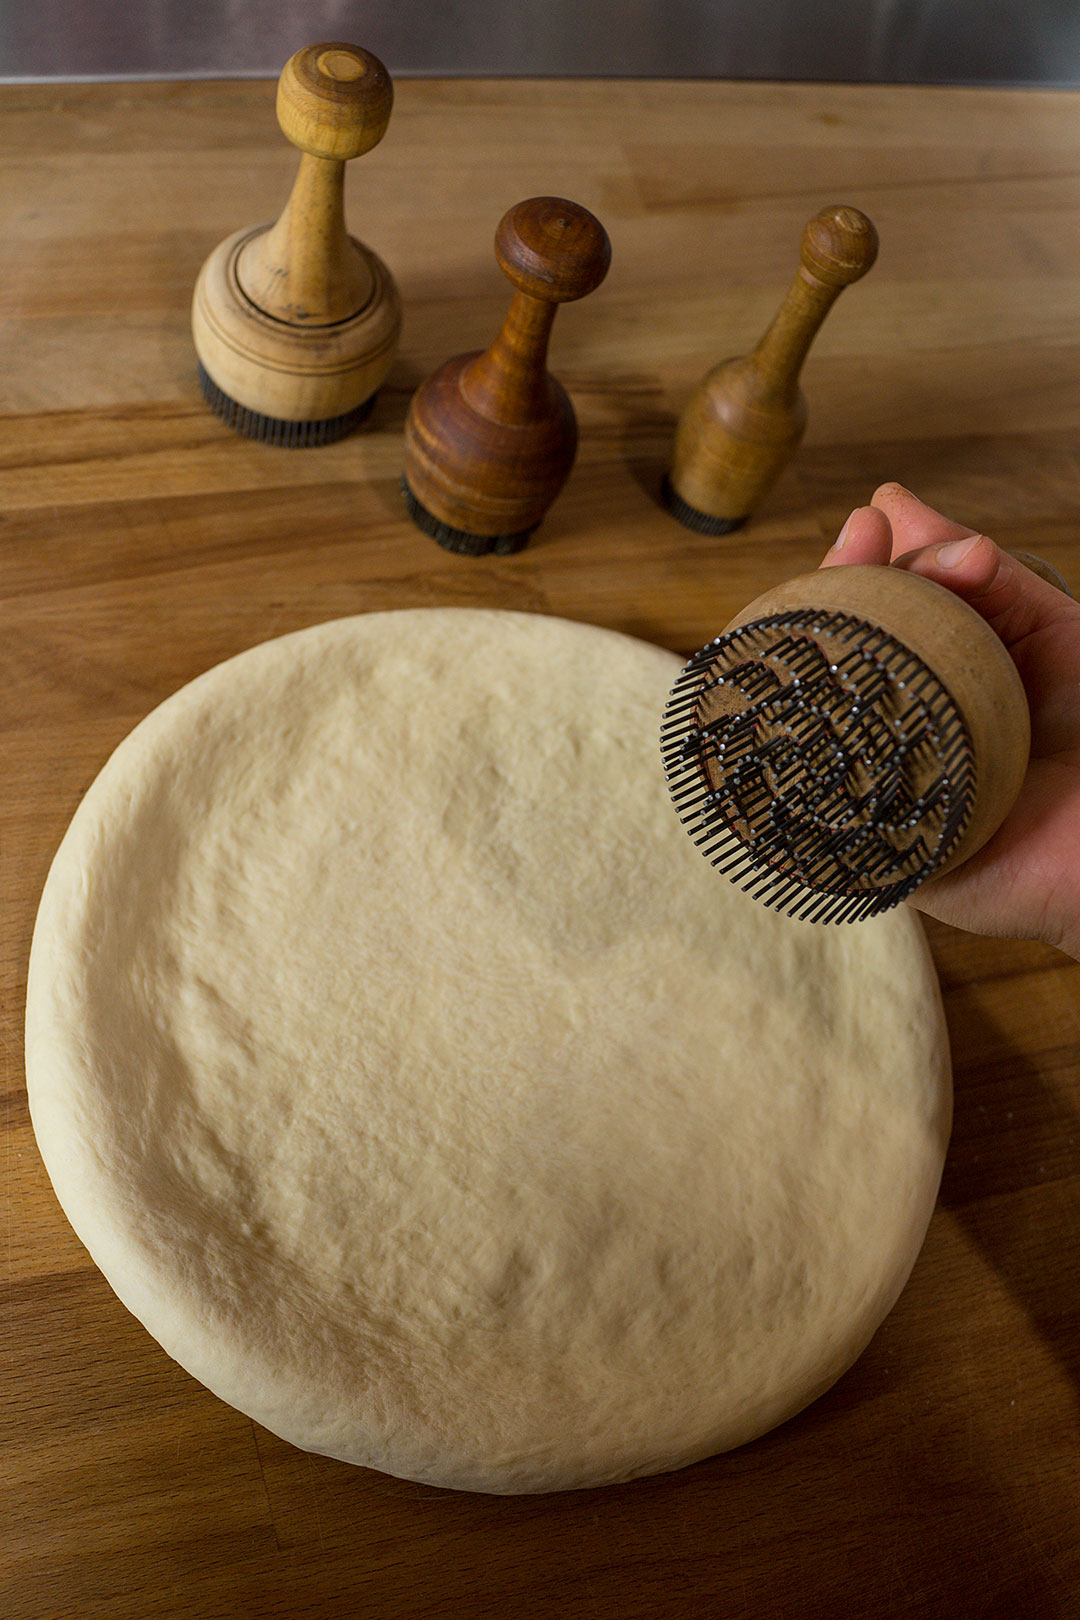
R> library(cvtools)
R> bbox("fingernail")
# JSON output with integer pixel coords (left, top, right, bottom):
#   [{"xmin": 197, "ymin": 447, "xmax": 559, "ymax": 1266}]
[
  {"xmin": 936, "ymin": 535, "xmax": 982, "ymax": 568},
  {"xmin": 832, "ymin": 511, "xmax": 857, "ymax": 551}
]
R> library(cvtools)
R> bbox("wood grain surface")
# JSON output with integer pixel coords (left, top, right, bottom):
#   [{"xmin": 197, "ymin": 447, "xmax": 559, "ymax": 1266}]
[{"xmin": 2, "ymin": 75, "xmax": 1080, "ymax": 1620}]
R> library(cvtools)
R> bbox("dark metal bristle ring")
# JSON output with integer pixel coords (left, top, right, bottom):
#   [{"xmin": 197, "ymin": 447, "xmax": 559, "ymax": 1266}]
[{"xmin": 661, "ymin": 608, "xmax": 977, "ymax": 924}]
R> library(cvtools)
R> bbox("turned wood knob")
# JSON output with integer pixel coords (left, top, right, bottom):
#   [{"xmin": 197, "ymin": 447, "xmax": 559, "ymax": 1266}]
[
  {"xmin": 664, "ymin": 206, "xmax": 878, "ymax": 534},
  {"xmin": 191, "ymin": 41, "xmax": 401, "ymax": 445},
  {"xmin": 275, "ymin": 42, "xmax": 393, "ymax": 163},
  {"xmin": 401, "ymin": 197, "xmax": 611, "ymax": 555},
  {"xmin": 494, "ymin": 197, "xmax": 612, "ymax": 306},
  {"xmin": 662, "ymin": 564, "xmax": 1031, "ymax": 923}
]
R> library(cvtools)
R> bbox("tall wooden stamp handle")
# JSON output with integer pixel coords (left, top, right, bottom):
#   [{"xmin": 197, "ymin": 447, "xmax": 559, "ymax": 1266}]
[
  {"xmin": 234, "ymin": 44, "xmax": 391, "ymax": 325},
  {"xmin": 402, "ymin": 197, "xmax": 611, "ymax": 554},
  {"xmin": 665, "ymin": 206, "xmax": 878, "ymax": 534}
]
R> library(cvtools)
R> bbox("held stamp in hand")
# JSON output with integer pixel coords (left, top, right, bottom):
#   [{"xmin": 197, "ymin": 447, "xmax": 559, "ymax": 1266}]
[{"xmin": 662, "ymin": 565, "xmax": 1030, "ymax": 923}]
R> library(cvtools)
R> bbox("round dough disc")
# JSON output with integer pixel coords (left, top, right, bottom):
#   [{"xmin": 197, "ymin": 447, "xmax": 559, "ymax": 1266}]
[{"xmin": 26, "ymin": 609, "xmax": 951, "ymax": 1494}]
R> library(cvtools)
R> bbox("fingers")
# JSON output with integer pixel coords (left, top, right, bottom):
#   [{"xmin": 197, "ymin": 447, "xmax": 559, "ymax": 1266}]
[
  {"xmin": 819, "ymin": 485, "xmax": 1080, "ymax": 651},
  {"xmin": 820, "ymin": 486, "xmax": 967, "ymax": 570},
  {"xmin": 869, "ymin": 482, "xmax": 979, "ymax": 557},
  {"xmin": 820, "ymin": 505, "xmax": 892, "ymax": 568},
  {"xmin": 892, "ymin": 532, "xmax": 1003, "ymax": 600},
  {"xmin": 895, "ymin": 536, "xmax": 1080, "ymax": 649}
]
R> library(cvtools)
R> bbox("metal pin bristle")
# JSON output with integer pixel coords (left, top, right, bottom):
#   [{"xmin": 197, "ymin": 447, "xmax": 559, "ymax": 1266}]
[{"xmin": 661, "ymin": 607, "xmax": 976, "ymax": 924}]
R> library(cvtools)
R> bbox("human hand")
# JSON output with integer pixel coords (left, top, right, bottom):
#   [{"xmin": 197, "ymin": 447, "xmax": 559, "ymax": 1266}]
[{"xmin": 820, "ymin": 483, "xmax": 1080, "ymax": 959}]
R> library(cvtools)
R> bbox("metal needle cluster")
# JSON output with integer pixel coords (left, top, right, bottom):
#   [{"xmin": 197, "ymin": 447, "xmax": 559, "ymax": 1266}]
[{"xmin": 661, "ymin": 609, "xmax": 976, "ymax": 923}]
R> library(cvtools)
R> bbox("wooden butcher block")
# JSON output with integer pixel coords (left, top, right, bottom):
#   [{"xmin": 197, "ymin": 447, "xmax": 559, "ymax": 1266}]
[{"xmin": 2, "ymin": 72, "xmax": 1080, "ymax": 1620}]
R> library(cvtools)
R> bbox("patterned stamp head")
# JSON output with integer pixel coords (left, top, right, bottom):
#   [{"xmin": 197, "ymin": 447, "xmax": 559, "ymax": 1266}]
[{"xmin": 661, "ymin": 609, "xmax": 976, "ymax": 924}]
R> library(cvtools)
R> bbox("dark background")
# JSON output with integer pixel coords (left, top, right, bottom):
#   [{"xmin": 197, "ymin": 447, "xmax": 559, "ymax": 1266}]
[{"xmin": 1, "ymin": 0, "xmax": 1078, "ymax": 84}]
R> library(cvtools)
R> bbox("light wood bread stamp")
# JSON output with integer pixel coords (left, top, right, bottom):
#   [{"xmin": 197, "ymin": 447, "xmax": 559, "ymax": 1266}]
[
  {"xmin": 191, "ymin": 42, "xmax": 401, "ymax": 445},
  {"xmin": 663, "ymin": 565, "xmax": 1031, "ymax": 922},
  {"xmin": 663, "ymin": 206, "xmax": 878, "ymax": 534}
]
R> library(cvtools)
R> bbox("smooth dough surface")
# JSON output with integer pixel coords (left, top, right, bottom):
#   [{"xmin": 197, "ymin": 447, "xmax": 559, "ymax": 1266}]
[{"xmin": 26, "ymin": 609, "xmax": 951, "ymax": 1494}]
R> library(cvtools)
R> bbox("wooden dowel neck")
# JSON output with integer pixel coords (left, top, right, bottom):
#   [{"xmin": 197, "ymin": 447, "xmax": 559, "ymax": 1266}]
[
  {"xmin": 461, "ymin": 291, "xmax": 557, "ymax": 423},
  {"xmin": 749, "ymin": 268, "xmax": 843, "ymax": 403},
  {"xmin": 236, "ymin": 152, "xmax": 374, "ymax": 326}
]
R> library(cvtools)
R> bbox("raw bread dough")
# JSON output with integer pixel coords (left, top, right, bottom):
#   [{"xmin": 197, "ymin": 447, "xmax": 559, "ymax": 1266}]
[{"xmin": 25, "ymin": 609, "xmax": 951, "ymax": 1494}]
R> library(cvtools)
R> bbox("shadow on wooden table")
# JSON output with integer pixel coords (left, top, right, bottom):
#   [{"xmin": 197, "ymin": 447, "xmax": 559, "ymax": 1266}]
[{"xmin": 929, "ymin": 922, "xmax": 1080, "ymax": 1401}]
